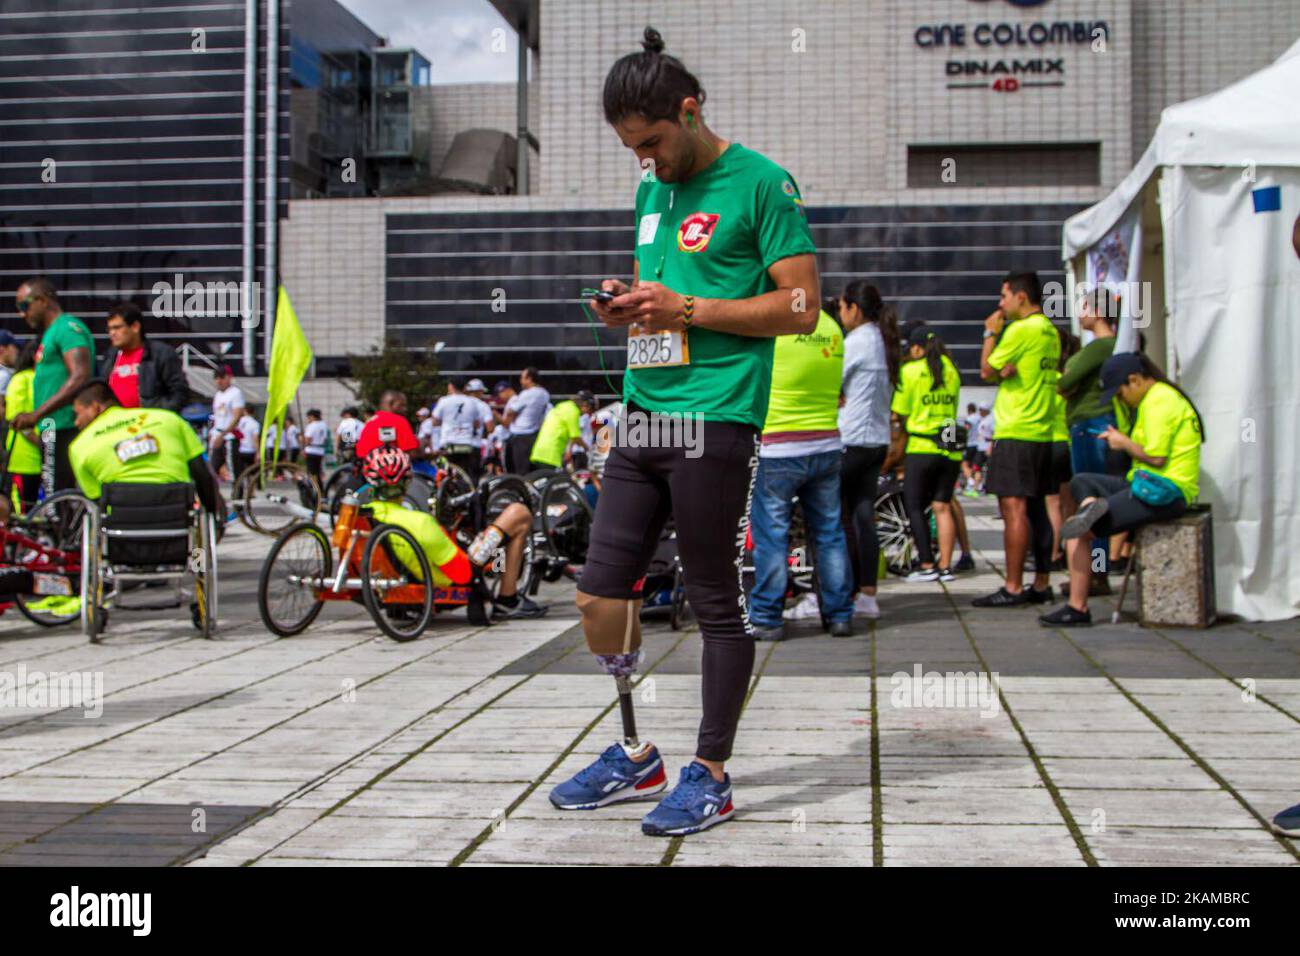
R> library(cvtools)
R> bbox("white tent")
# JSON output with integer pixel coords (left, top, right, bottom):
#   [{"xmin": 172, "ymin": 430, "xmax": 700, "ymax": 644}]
[{"xmin": 1062, "ymin": 40, "xmax": 1300, "ymax": 622}]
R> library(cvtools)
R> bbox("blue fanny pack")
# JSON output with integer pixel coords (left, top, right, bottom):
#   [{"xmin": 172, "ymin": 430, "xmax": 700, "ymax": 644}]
[{"xmin": 1131, "ymin": 470, "xmax": 1184, "ymax": 507}]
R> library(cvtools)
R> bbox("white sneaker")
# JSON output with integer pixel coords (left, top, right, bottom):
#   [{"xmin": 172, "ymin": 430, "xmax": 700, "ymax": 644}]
[
  {"xmin": 853, "ymin": 593, "xmax": 880, "ymax": 619},
  {"xmin": 906, "ymin": 567, "xmax": 940, "ymax": 583},
  {"xmin": 783, "ymin": 592, "xmax": 821, "ymax": 621}
]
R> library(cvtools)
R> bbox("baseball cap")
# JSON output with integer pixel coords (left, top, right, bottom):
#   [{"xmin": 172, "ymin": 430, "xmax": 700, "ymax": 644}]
[
  {"xmin": 0, "ymin": 330, "xmax": 20, "ymax": 347},
  {"xmin": 492, "ymin": 380, "xmax": 511, "ymax": 396},
  {"xmin": 906, "ymin": 323, "xmax": 936, "ymax": 349},
  {"xmin": 416, "ymin": 406, "xmax": 430, "ymax": 418},
  {"xmin": 465, "ymin": 378, "xmax": 487, "ymax": 393},
  {"xmin": 1097, "ymin": 352, "xmax": 1145, "ymax": 404},
  {"xmin": 575, "ymin": 389, "xmax": 595, "ymax": 407},
  {"xmin": 213, "ymin": 364, "xmax": 234, "ymax": 379},
  {"xmin": 978, "ymin": 401, "xmax": 991, "ymax": 411}
]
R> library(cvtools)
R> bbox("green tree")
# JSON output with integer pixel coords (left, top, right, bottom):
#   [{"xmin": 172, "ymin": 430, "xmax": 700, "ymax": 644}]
[{"xmin": 348, "ymin": 336, "xmax": 443, "ymax": 413}]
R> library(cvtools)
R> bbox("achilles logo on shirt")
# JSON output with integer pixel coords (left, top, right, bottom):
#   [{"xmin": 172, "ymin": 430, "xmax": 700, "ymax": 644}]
[{"xmin": 677, "ymin": 212, "xmax": 720, "ymax": 253}]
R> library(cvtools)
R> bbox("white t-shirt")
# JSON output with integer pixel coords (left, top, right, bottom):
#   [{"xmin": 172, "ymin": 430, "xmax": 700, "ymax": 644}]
[
  {"xmin": 236, "ymin": 414, "xmax": 260, "ymax": 454},
  {"xmin": 304, "ymin": 420, "xmax": 329, "ymax": 455},
  {"xmin": 336, "ymin": 417, "xmax": 362, "ymax": 448},
  {"xmin": 976, "ymin": 413, "xmax": 995, "ymax": 452},
  {"xmin": 434, "ymin": 394, "xmax": 495, "ymax": 447},
  {"xmin": 505, "ymin": 386, "xmax": 550, "ymax": 435},
  {"xmin": 285, "ymin": 423, "xmax": 301, "ymax": 451},
  {"xmin": 211, "ymin": 385, "xmax": 245, "ymax": 442},
  {"xmin": 417, "ymin": 417, "xmax": 437, "ymax": 450}
]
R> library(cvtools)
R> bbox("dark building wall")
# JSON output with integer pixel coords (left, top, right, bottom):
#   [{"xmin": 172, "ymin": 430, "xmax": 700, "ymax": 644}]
[
  {"xmin": 384, "ymin": 203, "xmax": 1083, "ymax": 397},
  {"xmin": 0, "ymin": 0, "xmax": 289, "ymax": 369}
]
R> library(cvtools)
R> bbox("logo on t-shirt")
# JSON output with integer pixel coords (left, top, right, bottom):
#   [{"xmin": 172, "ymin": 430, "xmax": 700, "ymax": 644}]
[{"xmin": 677, "ymin": 212, "xmax": 720, "ymax": 253}]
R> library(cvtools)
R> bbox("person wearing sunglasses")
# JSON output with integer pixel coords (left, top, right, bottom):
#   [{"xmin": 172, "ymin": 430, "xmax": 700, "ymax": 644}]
[{"xmin": 6, "ymin": 278, "xmax": 94, "ymax": 508}]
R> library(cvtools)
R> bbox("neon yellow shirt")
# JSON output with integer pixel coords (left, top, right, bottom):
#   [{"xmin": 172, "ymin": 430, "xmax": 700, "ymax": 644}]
[
  {"xmin": 366, "ymin": 499, "xmax": 463, "ymax": 586},
  {"xmin": 4, "ymin": 369, "xmax": 40, "ymax": 475},
  {"xmin": 530, "ymin": 400, "xmax": 582, "ymax": 468},
  {"xmin": 1051, "ymin": 391, "xmax": 1069, "ymax": 443},
  {"xmin": 891, "ymin": 354, "xmax": 962, "ymax": 461},
  {"xmin": 1126, "ymin": 381, "xmax": 1201, "ymax": 503},
  {"xmin": 762, "ymin": 310, "xmax": 843, "ymax": 437},
  {"xmin": 69, "ymin": 405, "xmax": 203, "ymax": 499},
  {"xmin": 988, "ymin": 313, "xmax": 1061, "ymax": 442}
]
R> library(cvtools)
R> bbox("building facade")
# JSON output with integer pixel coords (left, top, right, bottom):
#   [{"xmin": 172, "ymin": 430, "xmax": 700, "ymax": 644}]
[{"xmin": 285, "ymin": 0, "xmax": 1300, "ymax": 398}]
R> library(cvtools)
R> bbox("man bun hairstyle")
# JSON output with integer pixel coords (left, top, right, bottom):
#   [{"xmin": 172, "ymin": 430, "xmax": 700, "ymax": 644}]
[{"xmin": 603, "ymin": 27, "xmax": 706, "ymax": 125}]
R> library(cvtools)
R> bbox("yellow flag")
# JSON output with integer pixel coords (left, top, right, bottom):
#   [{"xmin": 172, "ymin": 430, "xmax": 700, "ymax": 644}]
[{"xmin": 265, "ymin": 285, "xmax": 313, "ymax": 465}]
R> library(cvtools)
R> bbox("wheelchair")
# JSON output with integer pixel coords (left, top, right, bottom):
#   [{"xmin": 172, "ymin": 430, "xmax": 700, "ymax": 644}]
[{"xmin": 80, "ymin": 482, "xmax": 220, "ymax": 642}]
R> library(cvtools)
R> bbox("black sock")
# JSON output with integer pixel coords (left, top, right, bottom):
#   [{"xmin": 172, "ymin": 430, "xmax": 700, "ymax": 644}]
[{"xmin": 497, "ymin": 593, "xmax": 519, "ymax": 607}]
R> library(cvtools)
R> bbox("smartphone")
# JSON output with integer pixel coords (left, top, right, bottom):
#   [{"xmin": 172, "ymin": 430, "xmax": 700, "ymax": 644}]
[{"xmin": 590, "ymin": 290, "xmax": 615, "ymax": 303}]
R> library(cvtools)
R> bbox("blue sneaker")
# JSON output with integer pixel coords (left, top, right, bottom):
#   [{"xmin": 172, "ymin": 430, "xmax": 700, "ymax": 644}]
[
  {"xmin": 1272, "ymin": 802, "xmax": 1300, "ymax": 837},
  {"xmin": 641, "ymin": 762, "xmax": 734, "ymax": 836},
  {"xmin": 548, "ymin": 743, "xmax": 668, "ymax": 810}
]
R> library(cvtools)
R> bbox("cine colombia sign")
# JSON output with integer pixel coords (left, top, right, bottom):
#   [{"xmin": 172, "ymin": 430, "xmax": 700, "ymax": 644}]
[{"xmin": 914, "ymin": 13, "xmax": 1111, "ymax": 94}]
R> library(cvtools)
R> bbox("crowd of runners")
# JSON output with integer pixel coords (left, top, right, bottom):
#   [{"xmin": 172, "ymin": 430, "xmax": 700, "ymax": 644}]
[{"xmin": 0, "ymin": 26, "xmax": 1219, "ymax": 842}]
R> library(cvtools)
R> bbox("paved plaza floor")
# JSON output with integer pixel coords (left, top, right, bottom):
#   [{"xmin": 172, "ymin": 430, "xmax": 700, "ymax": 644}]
[{"xmin": 0, "ymin": 497, "xmax": 1297, "ymax": 866}]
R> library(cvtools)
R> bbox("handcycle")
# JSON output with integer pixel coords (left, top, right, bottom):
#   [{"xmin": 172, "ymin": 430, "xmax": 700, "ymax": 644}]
[
  {"xmin": 257, "ymin": 472, "xmax": 529, "ymax": 642},
  {"xmin": 0, "ymin": 491, "xmax": 90, "ymax": 628}
]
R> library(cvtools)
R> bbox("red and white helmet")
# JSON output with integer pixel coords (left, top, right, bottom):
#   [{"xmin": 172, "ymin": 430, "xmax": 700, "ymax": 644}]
[{"xmin": 361, "ymin": 445, "xmax": 411, "ymax": 488}]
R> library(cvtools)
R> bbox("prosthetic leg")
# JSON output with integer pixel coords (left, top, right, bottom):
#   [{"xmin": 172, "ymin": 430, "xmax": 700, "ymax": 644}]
[{"xmin": 576, "ymin": 590, "xmax": 645, "ymax": 750}]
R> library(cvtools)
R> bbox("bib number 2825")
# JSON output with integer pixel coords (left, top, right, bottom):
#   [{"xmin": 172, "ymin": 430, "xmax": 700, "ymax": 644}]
[{"xmin": 627, "ymin": 329, "xmax": 689, "ymax": 369}]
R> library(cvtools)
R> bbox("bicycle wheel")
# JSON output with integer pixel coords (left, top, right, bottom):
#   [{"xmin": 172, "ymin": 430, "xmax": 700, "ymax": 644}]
[
  {"xmin": 480, "ymin": 475, "xmax": 537, "ymax": 599},
  {"xmin": 540, "ymin": 474, "xmax": 593, "ymax": 565},
  {"xmin": 11, "ymin": 490, "xmax": 91, "ymax": 628},
  {"xmin": 360, "ymin": 524, "xmax": 433, "ymax": 642},
  {"xmin": 258, "ymin": 522, "xmax": 333, "ymax": 637},
  {"xmin": 874, "ymin": 491, "xmax": 918, "ymax": 577},
  {"xmin": 240, "ymin": 460, "xmax": 322, "ymax": 536},
  {"xmin": 434, "ymin": 463, "xmax": 475, "ymax": 535}
]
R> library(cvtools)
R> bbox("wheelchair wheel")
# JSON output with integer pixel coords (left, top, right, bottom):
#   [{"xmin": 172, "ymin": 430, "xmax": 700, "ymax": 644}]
[
  {"xmin": 540, "ymin": 474, "xmax": 593, "ymax": 565},
  {"xmin": 258, "ymin": 522, "xmax": 333, "ymax": 637},
  {"xmin": 11, "ymin": 491, "xmax": 91, "ymax": 628},
  {"xmin": 80, "ymin": 505, "xmax": 105, "ymax": 642},
  {"xmin": 192, "ymin": 511, "xmax": 219, "ymax": 638},
  {"xmin": 238, "ymin": 459, "xmax": 322, "ymax": 536},
  {"xmin": 360, "ymin": 524, "xmax": 434, "ymax": 642}
]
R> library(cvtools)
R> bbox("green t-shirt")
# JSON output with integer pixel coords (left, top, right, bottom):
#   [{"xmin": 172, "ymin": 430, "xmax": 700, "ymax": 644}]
[
  {"xmin": 69, "ymin": 404, "xmax": 203, "ymax": 499},
  {"xmin": 762, "ymin": 310, "xmax": 843, "ymax": 437},
  {"xmin": 1058, "ymin": 335, "xmax": 1117, "ymax": 424},
  {"xmin": 629, "ymin": 144, "xmax": 817, "ymax": 428},
  {"xmin": 988, "ymin": 312, "xmax": 1061, "ymax": 442},
  {"xmin": 4, "ymin": 368, "xmax": 40, "ymax": 474},
  {"xmin": 891, "ymin": 354, "xmax": 962, "ymax": 461},
  {"xmin": 530, "ymin": 400, "xmax": 582, "ymax": 468},
  {"xmin": 366, "ymin": 498, "xmax": 463, "ymax": 586},
  {"xmin": 34, "ymin": 313, "xmax": 95, "ymax": 431},
  {"xmin": 1126, "ymin": 381, "xmax": 1201, "ymax": 503}
]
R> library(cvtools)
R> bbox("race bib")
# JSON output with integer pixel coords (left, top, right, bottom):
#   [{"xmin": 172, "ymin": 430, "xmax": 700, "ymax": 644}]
[
  {"xmin": 378, "ymin": 426, "xmax": 397, "ymax": 443},
  {"xmin": 115, "ymin": 434, "xmax": 159, "ymax": 463},
  {"xmin": 627, "ymin": 329, "xmax": 689, "ymax": 369},
  {"xmin": 33, "ymin": 573, "xmax": 73, "ymax": 596}
]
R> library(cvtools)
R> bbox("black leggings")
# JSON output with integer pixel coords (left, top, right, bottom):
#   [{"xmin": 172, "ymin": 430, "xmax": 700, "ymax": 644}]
[
  {"xmin": 841, "ymin": 444, "xmax": 887, "ymax": 589},
  {"xmin": 903, "ymin": 453, "xmax": 959, "ymax": 567},
  {"xmin": 579, "ymin": 410, "xmax": 758, "ymax": 763},
  {"xmin": 1026, "ymin": 495, "xmax": 1054, "ymax": 575}
]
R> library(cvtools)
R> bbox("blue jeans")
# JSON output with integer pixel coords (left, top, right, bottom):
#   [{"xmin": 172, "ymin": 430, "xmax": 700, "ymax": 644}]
[
  {"xmin": 749, "ymin": 451, "xmax": 854, "ymax": 627},
  {"xmin": 1068, "ymin": 413, "xmax": 1116, "ymax": 566}
]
